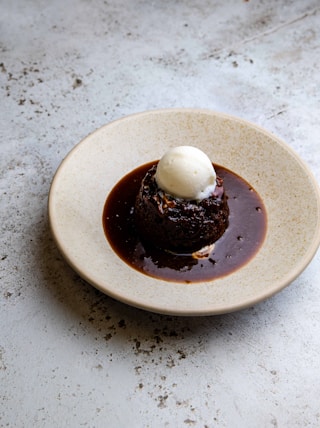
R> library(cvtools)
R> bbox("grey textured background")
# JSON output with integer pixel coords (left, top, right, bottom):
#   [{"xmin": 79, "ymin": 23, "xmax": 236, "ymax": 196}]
[{"xmin": 1, "ymin": 1, "xmax": 320, "ymax": 427}]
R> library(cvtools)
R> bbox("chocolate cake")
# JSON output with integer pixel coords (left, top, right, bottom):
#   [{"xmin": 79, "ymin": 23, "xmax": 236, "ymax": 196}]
[{"xmin": 134, "ymin": 164, "xmax": 229, "ymax": 253}]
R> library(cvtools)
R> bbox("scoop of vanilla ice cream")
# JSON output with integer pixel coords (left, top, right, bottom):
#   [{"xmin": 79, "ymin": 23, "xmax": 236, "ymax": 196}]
[{"xmin": 155, "ymin": 146, "xmax": 217, "ymax": 200}]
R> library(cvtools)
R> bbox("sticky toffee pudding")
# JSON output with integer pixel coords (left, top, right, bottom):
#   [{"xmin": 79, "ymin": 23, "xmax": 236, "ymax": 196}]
[
  {"xmin": 103, "ymin": 147, "xmax": 267, "ymax": 283},
  {"xmin": 134, "ymin": 164, "xmax": 229, "ymax": 253}
]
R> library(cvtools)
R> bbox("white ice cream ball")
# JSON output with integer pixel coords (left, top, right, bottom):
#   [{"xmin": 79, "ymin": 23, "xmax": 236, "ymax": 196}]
[{"xmin": 155, "ymin": 146, "xmax": 217, "ymax": 200}]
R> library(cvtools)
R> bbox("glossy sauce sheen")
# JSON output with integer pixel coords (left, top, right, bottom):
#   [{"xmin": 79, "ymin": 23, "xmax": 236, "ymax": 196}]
[{"xmin": 103, "ymin": 162, "xmax": 267, "ymax": 283}]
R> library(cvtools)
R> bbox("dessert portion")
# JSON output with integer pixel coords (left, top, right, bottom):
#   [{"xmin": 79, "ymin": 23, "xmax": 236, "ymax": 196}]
[{"xmin": 134, "ymin": 146, "xmax": 229, "ymax": 253}]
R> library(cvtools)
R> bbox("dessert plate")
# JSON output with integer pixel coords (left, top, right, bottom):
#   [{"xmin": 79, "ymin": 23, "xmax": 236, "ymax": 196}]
[{"xmin": 48, "ymin": 109, "xmax": 320, "ymax": 315}]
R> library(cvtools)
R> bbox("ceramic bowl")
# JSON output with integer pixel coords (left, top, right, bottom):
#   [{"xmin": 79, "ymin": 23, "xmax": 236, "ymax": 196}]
[{"xmin": 48, "ymin": 109, "xmax": 320, "ymax": 315}]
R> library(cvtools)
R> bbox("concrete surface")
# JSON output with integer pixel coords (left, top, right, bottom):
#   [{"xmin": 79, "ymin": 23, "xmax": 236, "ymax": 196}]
[{"xmin": 1, "ymin": 0, "xmax": 320, "ymax": 427}]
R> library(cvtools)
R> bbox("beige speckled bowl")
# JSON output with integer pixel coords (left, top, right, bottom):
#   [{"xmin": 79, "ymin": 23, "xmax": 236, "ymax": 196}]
[{"xmin": 48, "ymin": 109, "xmax": 320, "ymax": 315}]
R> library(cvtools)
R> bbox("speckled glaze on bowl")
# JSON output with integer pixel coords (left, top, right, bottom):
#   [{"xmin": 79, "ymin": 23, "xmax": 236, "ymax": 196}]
[{"xmin": 48, "ymin": 109, "xmax": 320, "ymax": 315}]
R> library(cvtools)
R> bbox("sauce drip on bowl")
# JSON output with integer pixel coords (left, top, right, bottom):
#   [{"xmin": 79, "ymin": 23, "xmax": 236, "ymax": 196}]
[{"xmin": 103, "ymin": 162, "xmax": 267, "ymax": 283}]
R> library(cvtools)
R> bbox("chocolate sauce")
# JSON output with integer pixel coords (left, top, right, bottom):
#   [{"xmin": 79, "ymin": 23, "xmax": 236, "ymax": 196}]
[{"xmin": 103, "ymin": 162, "xmax": 267, "ymax": 283}]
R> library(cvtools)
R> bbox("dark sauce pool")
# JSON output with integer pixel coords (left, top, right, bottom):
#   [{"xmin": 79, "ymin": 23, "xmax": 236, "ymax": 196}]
[{"xmin": 103, "ymin": 162, "xmax": 267, "ymax": 283}]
